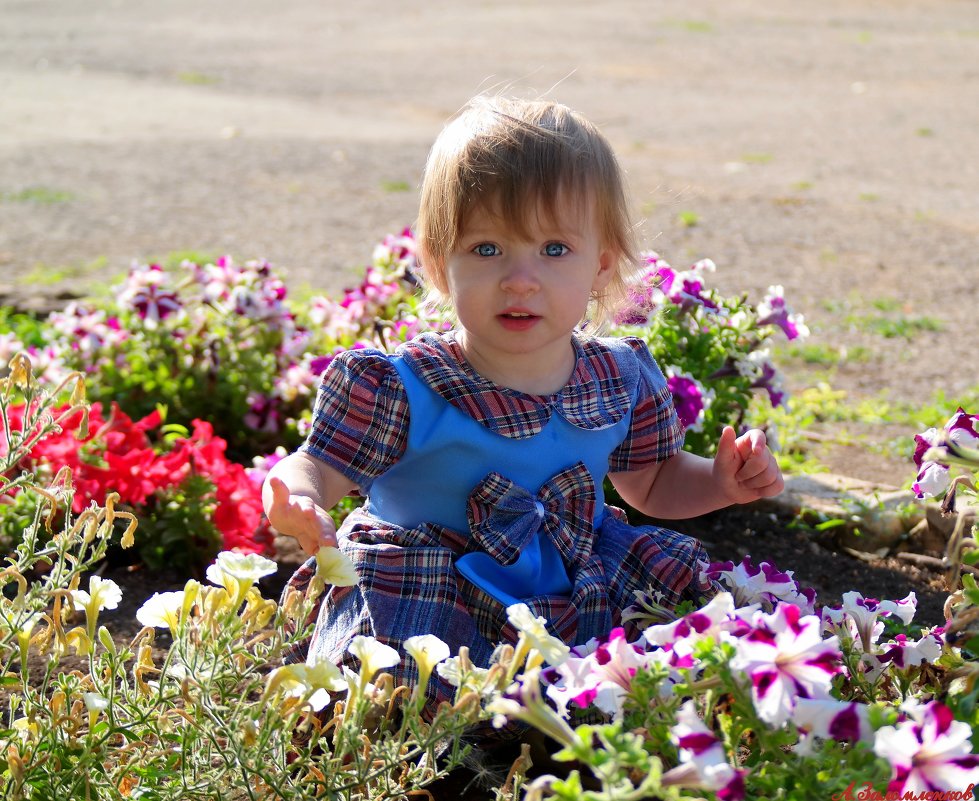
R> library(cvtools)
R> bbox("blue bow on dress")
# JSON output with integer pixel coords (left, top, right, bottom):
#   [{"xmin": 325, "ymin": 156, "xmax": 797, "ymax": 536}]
[{"xmin": 465, "ymin": 461, "xmax": 596, "ymax": 572}]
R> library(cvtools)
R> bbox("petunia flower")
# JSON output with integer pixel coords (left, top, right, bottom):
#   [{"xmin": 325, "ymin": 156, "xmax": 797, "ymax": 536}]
[
  {"xmin": 873, "ymin": 701, "xmax": 979, "ymax": 794},
  {"xmin": 705, "ymin": 556, "xmax": 816, "ymax": 614},
  {"xmin": 435, "ymin": 654, "xmax": 496, "ymax": 698},
  {"xmin": 70, "ymin": 575, "xmax": 122, "ymax": 638},
  {"xmin": 117, "ymin": 264, "xmax": 183, "ymax": 328},
  {"xmin": 206, "ymin": 551, "xmax": 278, "ymax": 597},
  {"xmin": 403, "ymin": 634, "xmax": 451, "ymax": 704},
  {"xmin": 912, "ymin": 409, "xmax": 979, "ymax": 499},
  {"xmin": 314, "ymin": 546, "xmax": 359, "ymax": 587},
  {"xmin": 864, "ymin": 629, "xmax": 944, "ymax": 682},
  {"xmin": 644, "ymin": 591, "xmax": 738, "ymax": 651},
  {"xmin": 665, "ymin": 368, "xmax": 713, "ymax": 432},
  {"xmin": 485, "ymin": 667, "xmax": 576, "ymax": 747},
  {"xmin": 756, "ymin": 285, "xmax": 809, "ymax": 341},
  {"xmin": 82, "ymin": 692, "xmax": 110, "ymax": 728},
  {"xmin": 792, "ymin": 698, "xmax": 872, "ymax": 755},
  {"xmin": 662, "ymin": 700, "xmax": 746, "ymax": 800},
  {"xmin": 245, "ymin": 446, "xmax": 289, "ymax": 487},
  {"xmin": 544, "ymin": 627, "xmax": 668, "ymax": 719},
  {"xmin": 348, "ymin": 635, "xmax": 400, "ymax": 683},
  {"xmin": 136, "ymin": 591, "xmax": 186, "ymax": 635},
  {"xmin": 69, "ymin": 576, "xmax": 122, "ymax": 615},
  {"xmin": 264, "ymin": 655, "xmax": 348, "ymax": 712},
  {"xmin": 730, "ymin": 603, "xmax": 843, "ymax": 727},
  {"xmin": 912, "ymin": 461, "xmax": 951, "ymax": 500},
  {"xmin": 506, "ymin": 603, "xmax": 570, "ymax": 668},
  {"xmin": 822, "ymin": 591, "xmax": 916, "ymax": 654}
]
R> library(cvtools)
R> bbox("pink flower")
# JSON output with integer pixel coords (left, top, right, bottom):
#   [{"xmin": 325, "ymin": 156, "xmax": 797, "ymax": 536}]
[
  {"xmin": 864, "ymin": 629, "xmax": 944, "ymax": 682},
  {"xmin": 543, "ymin": 627, "xmax": 665, "ymax": 719},
  {"xmin": 912, "ymin": 409, "xmax": 979, "ymax": 499},
  {"xmin": 874, "ymin": 701, "xmax": 979, "ymax": 795},
  {"xmin": 665, "ymin": 368, "xmax": 712, "ymax": 432},
  {"xmin": 662, "ymin": 701, "xmax": 746, "ymax": 800},
  {"xmin": 912, "ymin": 461, "xmax": 951, "ymax": 500},
  {"xmin": 792, "ymin": 698, "xmax": 872, "ymax": 756},
  {"xmin": 756, "ymin": 285, "xmax": 809, "ymax": 341},
  {"xmin": 730, "ymin": 604, "xmax": 843, "ymax": 727},
  {"xmin": 706, "ymin": 556, "xmax": 816, "ymax": 614},
  {"xmin": 822, "ymin": 591, "xmax": 917, "ymax": 654},
  {"xmin": 118, "ymin": 265, "xmax": 182, "ymax": 328}
]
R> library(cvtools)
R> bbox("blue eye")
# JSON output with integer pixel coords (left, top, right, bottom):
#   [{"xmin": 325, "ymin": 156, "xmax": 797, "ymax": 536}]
[
  {"xmin": 474, "ymin": 243, "xmax": 499, "ymax": 257},
  {"xmin": 544, "ymin": 242, "xmax": 569, "ymax": 257}
]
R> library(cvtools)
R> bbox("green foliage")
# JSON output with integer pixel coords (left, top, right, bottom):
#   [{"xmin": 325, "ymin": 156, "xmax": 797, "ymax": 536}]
[
  {"xmin": 0, "ymin": 309, "xmax": 47, "ymax": 349},
  {"xmin": 133, "ymin": 473, "xmax": 223, "ymax": 573},
  {"xmin": 676, "ymin": 210, "xmax": 699, "ymax": 227},
  {"xmin": 1, "ymin": 186, "xmax": 75, "ymax": 204}
]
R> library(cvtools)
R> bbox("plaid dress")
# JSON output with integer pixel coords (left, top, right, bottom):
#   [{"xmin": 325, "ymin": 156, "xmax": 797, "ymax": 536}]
[{"xmin": 284, "ymin": 332, "xmax": 717, "ymax": 709}]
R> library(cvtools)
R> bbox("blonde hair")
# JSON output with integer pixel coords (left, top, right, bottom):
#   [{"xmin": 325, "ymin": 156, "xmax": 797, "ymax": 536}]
[{"xmin": 416, "ymin": 96, "xmax": 638, "ymax": 327}]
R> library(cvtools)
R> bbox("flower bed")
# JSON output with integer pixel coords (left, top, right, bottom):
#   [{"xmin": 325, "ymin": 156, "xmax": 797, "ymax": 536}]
[
  {"xmin": 0, "ymin": 231, "xmax": 805, "ymax": 570},
  {"xmin": 1, "ymin": 237, "xmax": 976, "ymax": 800}
]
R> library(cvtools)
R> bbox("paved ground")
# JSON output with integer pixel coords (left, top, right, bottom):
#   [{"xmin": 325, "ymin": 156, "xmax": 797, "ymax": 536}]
[{"xmin": 2, "ymin": 0, "xmax": 978, "ymax": 482}]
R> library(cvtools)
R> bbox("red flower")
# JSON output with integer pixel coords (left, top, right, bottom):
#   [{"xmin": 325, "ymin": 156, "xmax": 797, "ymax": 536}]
[{"xmin": 5, "ymin": 402, "xmax": 273, "ymax": 557}]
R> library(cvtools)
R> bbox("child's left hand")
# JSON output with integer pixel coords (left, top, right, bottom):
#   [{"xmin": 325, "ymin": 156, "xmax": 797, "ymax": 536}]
[{"xmin": 712, "ymin": 425, "xmax": 784, "ymax": 504}]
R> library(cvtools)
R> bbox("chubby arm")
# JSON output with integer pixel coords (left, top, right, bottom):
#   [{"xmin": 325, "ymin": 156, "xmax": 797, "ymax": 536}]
[
  {"xmin": 609, "ymin": 426, "xmax": 784, "ymax": 520},
  {"xmin": 262, "ymin": 452, "xmax": 357, "ymax": 555}
]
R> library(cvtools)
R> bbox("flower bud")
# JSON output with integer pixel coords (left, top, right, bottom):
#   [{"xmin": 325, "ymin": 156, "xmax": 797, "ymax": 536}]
[{"xmin": 97, "ymin": 626, "xmax": 117, "ymax": 656}]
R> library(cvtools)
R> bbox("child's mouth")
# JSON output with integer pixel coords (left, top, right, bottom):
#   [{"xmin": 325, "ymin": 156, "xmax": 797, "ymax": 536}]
[{"xmin": 498, "ymin": 311, "xmax": 539, "ymax": 330}]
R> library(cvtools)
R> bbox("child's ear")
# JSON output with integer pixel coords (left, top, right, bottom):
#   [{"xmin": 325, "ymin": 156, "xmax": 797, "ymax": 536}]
[{"xmin": 591, "ymin": 248, "xmax": 617, "ymax": 292}]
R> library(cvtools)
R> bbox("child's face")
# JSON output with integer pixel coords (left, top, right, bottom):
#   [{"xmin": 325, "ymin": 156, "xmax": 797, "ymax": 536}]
[{"xmin": 442, "ymin": 194, "xmax": 615, "ymax": 386}]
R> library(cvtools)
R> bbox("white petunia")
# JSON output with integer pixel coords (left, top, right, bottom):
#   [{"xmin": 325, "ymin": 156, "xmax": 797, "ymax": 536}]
[
  {"xmin": 70, "ymin": 575, "xmax": 122, "ymax": 614},
  {"xmin": 506, "ymin": 603, "xmax": 570, "ymax": 666},
  {"xmin": 136, "ymin": 591, "xmax": 185, "ymax": 633},
  {"xmin": 314, "ymin": 546, "xmax": 359, "ymax": 587},
  {"xmin": 348, "ymin": 635, "xmax": 401, "ymax": 681}
]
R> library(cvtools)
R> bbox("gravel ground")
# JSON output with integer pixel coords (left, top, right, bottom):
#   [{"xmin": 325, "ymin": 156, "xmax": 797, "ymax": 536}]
[{"xmin": 2, "ymin": 0, "xmax": 979, "ymax": 484}]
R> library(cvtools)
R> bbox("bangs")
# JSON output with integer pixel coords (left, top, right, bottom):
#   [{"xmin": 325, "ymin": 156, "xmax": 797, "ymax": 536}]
[{"xmin": 452, "ymin": 115, "xmax": 597, "ymax": 243}]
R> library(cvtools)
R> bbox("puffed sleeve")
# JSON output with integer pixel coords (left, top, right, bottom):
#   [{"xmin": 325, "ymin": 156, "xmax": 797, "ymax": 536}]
[
  {"xmin": 300, "ymin": 348, "xmax": 409, "ymax": 489},
  {"xmin": 607, "ymin": 337, "xmax": 684, "ymax": 472}
]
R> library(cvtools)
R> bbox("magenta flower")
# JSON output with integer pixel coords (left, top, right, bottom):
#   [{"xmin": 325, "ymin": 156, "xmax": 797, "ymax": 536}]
[
  {"xmin": 372, "ymin": 227, "xmax": 418, "ymax": 275},
  {"xmin": 273, "ymin": 362, "xmax": 317, "ymax": 403},
  {"xmin": 730, "ymin": 603, "xmax": 843, "ymax": 727},
  {"xmin": 865, "ymin": 629, "xmax": 943, "ymax": 682},
  {"xmin": 756, "ymin": 285, "xmax": 809, "ymax": 341},
  {"xmin": 544, "ymin": 627, "xmax": 665, "ymax": 719},
  {"xmin": 643, "ymin": 593, "xmax": 743, "ymax": 674},
  {"xmin": 793, "ymin": 698, "xmax": 872, "ymax": 749},
  {"xmin": 662, "ymin": 701, "xmax": 746, "ymax": 800},
  {"xmin": 822, "ymin": 591, "xmax": 917, "ymax": 654},
  {"xmin": 665, "ymin": 368, "xmax": 712, "ymax": 432},
  {"xmin": 912, "ymin": 461, "xmax": 951, "ymax": 500},
  {"xmin": 244, "ymin": 393, "xmax": 281, "ymax": 433},
  {"xmin": 705, "ymin": 556, "xmax": 816, "ymax": 615},
  {"xmin": 733, "ymin": 348, "xmax": 789, "ymax": 408},
  {"xmin": 874, "ymin": 701, "xmax": 979, "ymax": 795},
  {"xmin": 118, "ymin": 265, "xmax": 182, "ymax": 328},
  {"xmin": 47, "ymin": 302, "xmax": 126, "ymax": 355},
  {"xmin": 245, "ymin": 446, "xmax": 289, "ymax": 487},
  {"xmin": 912, "ymin": 409, "xmax": 979, "ymax": 499}
]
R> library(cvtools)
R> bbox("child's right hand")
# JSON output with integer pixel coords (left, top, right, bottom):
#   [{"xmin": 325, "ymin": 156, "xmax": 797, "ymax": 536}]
[{"xmin": 266, "ymin": 476, "xmax": 339, "ymax": 555}]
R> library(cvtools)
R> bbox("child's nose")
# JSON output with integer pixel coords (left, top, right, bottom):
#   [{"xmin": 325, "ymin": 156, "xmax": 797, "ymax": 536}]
[{"xmin": 499, "ymin": 257, "xmax": 540, "ymax": 295}]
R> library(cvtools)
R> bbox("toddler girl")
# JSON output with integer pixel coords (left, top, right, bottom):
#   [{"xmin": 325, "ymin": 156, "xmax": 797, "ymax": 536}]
[{"xmin": 263, "ymin": 96, "xmax": 783, "ymax": 709}]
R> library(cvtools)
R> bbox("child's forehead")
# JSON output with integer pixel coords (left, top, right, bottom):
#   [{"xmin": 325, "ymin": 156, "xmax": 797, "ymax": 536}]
[{"xmin": 461, "ymin": 189, "xmax": 595, "ymax": 238}]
